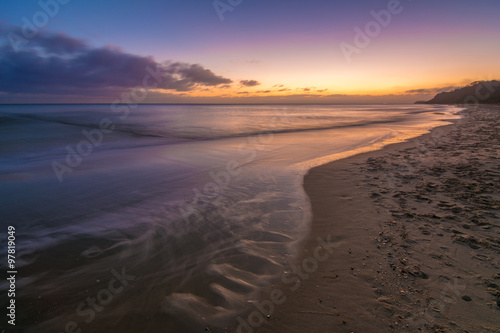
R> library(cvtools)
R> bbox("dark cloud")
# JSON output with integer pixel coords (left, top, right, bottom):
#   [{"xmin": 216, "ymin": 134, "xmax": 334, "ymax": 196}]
[
  {"xmin": 172, "ymin": 63, "xmax": 232, "ymax": 86},
  {"xmin": 405, "ymin": 85, "xmax": 461, "ymax": 95},
  {"xmin": 32, "ymin": 33, "xmax": 88, "ymax": 54},
  {"xmin": 299, "ymin": 87, "xmax": 328, "ymax": 93},
  {"xmin": 406, "ymin": 89, "xmax": 428, "ymax": 94},
  {"xmin": 256, "ymin": 90, "xmax": 271, "ymax": 93},
  {"xmin": 0, "ymin": 28, "xmax": 233, "ymax": 98},
  {"xmin": 240, "ymin": 80, "xmax": 260, "ymax": 87}
]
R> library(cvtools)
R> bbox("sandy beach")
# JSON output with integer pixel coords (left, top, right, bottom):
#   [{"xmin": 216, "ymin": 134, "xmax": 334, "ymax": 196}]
[
  {"xmin": 2, "ymin": 1, "xmax": 500, "ymax": 331},
  {"xmin": 250, "ymin": 105, "xmax": 500, "ymax": 333}
]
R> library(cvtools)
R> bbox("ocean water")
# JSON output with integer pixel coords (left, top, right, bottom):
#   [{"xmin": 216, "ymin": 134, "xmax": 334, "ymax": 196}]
[{"xmin": 0, "ymin": 104, "xmax": 461, "ymax": 332}]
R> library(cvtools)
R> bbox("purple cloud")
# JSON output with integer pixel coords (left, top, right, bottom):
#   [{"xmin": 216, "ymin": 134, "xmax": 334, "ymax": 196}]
[
  {"xmin": 0, "ymin": 28, "xmax": 233, "ymax": 99},
  {"xmin": 240, "ymin": 80, "xmax": 260, "ymax": 87},
  {"xmin": 32, "ymin": 33, "xmax": 88, "ymax": 54}
]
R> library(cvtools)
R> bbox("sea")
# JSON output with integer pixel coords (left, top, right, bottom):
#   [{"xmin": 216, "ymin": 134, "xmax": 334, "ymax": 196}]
[{"xmin": 0, "ymin": 104, "xmax": 461, "ymax": 332}]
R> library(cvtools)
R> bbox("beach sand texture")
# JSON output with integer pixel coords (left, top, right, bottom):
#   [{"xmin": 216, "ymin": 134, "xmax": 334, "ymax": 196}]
[{"xmin": 255, "ymin": 105, "xmax": 500, "ymax": 333}]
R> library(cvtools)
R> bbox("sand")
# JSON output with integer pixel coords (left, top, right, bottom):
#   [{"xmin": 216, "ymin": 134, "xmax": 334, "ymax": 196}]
[{"xmin": 248, "ymin": 105, "xmax": 500, "ymax": 333}]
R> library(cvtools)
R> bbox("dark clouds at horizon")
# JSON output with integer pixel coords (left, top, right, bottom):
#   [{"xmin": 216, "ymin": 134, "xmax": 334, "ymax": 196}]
[{"xmin": 0, "ymin": 24, "xmax": 236, "ymax": 101}]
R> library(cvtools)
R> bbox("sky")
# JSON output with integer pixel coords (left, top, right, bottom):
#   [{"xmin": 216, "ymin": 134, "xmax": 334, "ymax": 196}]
[{"xmin": 0, "ymin": 0, "xmax": 499, "ymax": 104}]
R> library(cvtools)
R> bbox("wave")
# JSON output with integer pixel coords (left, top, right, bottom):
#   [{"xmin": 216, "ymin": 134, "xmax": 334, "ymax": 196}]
[{"xmin": 5, "ymin": 112, "xmax": 404, "ymax": 143}]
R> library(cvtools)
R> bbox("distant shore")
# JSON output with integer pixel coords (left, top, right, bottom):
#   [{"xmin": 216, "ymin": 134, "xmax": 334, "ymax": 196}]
[{"xmin": 252, "ymin": 105, "xmax": 500, "ymax": 333}]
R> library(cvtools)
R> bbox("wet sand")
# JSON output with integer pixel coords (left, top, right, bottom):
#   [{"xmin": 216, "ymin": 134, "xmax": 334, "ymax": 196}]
[{"xmin": 252, "ymin": 105, "xmax": 500, "ymax": 333}]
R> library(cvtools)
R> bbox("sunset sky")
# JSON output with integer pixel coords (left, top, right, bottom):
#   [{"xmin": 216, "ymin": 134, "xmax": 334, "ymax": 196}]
[{"xmin": 1, "ymin": 0, "xmax": 499, "ymax": 103}]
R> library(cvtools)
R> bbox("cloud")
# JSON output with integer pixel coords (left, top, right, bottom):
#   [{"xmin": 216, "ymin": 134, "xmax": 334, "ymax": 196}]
[
  {"xmin": 0, "ymin": 27, "xmax": 233, "ymax": 99},
  {"xmin": 405, "ymin": 85, "xmax": 461, "ymax": 95},
  {"xmin": 405, "ymin": 88, "xmax": 437, "ymax": 94},
  {"xmin": 172, "ymin": 63, "xmax": 232, "ymax": 87},
  {"xmin": 32, "ymin": 33, "xmax": 88, "ymax": 54},
  {"xmin": 297, "ymin": 87, "xmax": 328, "ymax": 93},
  {"xmin": 240, "ymin": 80, "xmax": 260, "ymax": 87}
]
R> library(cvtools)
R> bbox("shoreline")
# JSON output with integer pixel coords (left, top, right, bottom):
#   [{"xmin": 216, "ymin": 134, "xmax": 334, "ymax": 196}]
[{"xmin": 247, "ymin": 105, "xmax": 500, "ymax": 333}]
